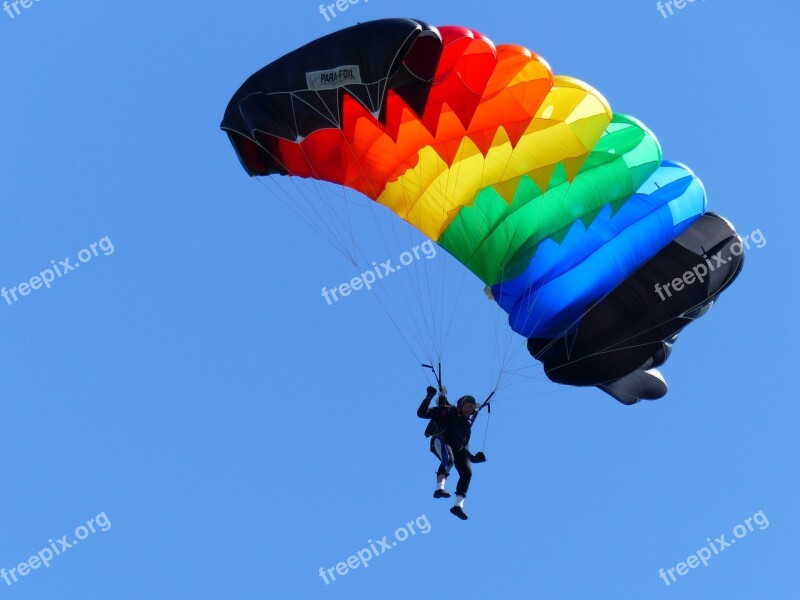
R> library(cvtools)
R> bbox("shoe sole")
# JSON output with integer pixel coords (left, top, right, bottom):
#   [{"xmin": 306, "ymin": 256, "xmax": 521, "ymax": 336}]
[{"xmin": 449, "ymin": 508, "xmax": 468, "ymax": 520}]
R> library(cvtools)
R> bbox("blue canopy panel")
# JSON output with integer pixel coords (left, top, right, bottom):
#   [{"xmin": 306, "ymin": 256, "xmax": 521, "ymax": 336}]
[{"xmin": 491, "ymin": 161, "xmax": 707, "ymax": 339}]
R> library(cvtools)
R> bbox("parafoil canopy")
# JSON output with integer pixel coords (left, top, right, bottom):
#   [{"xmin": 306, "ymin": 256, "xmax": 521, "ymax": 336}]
[{"xmin": 222, "ymin": 18, "xmax": 743, "ymax": 403}]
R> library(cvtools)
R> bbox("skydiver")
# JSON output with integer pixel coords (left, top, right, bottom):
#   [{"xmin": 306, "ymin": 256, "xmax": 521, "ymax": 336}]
[{"xmin": 417, "ymin": 386, "xmax": 486, "ymax": 520}]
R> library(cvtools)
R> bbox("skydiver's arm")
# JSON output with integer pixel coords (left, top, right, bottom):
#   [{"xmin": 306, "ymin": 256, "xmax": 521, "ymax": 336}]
[
  {"xmin": 470, "ymin": 451, "xmax": 486, "ymax": 463},
  {"xmin": 417, "ymin": 386, "xmax": 437, "ymax": 418},
  {"xmin": 417, "ymin": 396, "xmax": 434, "ymax": 418}
]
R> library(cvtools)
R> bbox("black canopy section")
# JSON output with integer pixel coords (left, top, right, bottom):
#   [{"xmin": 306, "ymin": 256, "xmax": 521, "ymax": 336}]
[
  {"xmin": 220, "ymin": 18, "xmax": 442, "ymax": 176},
  {"xmin": 527, "ymin": 212, "xmax": 745, "ymax": 403}
]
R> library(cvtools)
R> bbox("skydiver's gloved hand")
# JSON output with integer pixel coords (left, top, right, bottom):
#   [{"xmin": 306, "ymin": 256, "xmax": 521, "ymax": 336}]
[
  {"xmin": 471, "ymin": 452, "xmax": 487, "ymax": 463},
  {"xmin": 426, "ymin": 386, "xmax": 437, "ymax": 399}
]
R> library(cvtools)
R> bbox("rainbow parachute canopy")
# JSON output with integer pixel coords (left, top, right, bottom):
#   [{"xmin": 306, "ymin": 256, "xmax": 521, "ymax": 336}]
[{"xmin": 221, "ymin": 18, "xmax": 743, "ymax": 404}]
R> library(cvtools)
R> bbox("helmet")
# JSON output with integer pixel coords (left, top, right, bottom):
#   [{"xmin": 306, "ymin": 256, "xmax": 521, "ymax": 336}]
[{"xmin": 457, "ymin": 395, "xmax": 477, "ymax": 409}]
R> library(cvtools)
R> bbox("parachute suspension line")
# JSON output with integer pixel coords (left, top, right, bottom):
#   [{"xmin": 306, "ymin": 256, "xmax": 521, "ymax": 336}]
[
  {"xmin": 470, "ymin": 109, "xmax": 536, "ymax": 427},
  {"xmin": 422, "ymin": 119, "xmax": 475, "ymax": 361},
  {"xmin": 331, "ymin": 131, "xmax": 443, "ymax": 366},
  {"xmin": 250, "ymin": 135, "xmax": 364, "ymax": 265},
  {"xmin": 312, "ymin": 120, "xmax": 441, "ymax": 368},
  {"xmin": 438, "ymin": 266, "xmax": 470, "ymax": 357},
  {"xmin": 294, "ymin": 143, "xmax": 363, "ymax": 264},
  {"xmin": 279, "ymin": 93, "xmax": 358, "ymax": 258},
  {"xmin": 421, "ymin": 362, "xmax": 443, "ymax": 393},
  {"xmin": 480, "ymin": 109, "xmax": 579, "ymax": 394},
  {"xmin": 357, "ymin": 274, "xmax": 432, "ymax": 367},
  {"xmin": 255, "ymin": 176, "xmax": 353, "ymax": 261},
  {"xmin": 250, "ymin": 135, "xmax": 433, "ymax": 368},
  {"xmin": 338, "ymin": 180, "xmax": 360, "ymax": 265},
  {"xmin": 376, "ymin": 195, "xmax": 442, "ymax": 361},
  {"xmin": 333, "ymin": 115, "xmax": 471, "ymax": 366},
  {"xmin": 411, "ymin": 137, "xmax": 444, "ymax": 355},
  {"xmin": 479, "ymin": 393, "xmax": 492, "ymax": 452},
  {"xmin": 509, "ymin": 173, "xmax": 577, "ymax": 345},
  {"xmin": 478, "ymin": 137, "xmax": 515, "ymax": 394},
  {"xmin": 300, "ymin": 90, "xmax": 363, "ymax": 263},
  {"xmin": 474, "ymin": 152, "xmax": 624, "ymax": 397},
  {"xmin": 242, "ymin": 123, "xmax": 355, "ymax": 258},
  {"xmin": 350, "ymin": 207, "xmax": 437, "ymax": 363},
  {"xmin": 479, "ymin": 126, "xmax": 552, "ymax": 398},
  {"xmin": 512, "ymin": 122, "xmax": 624, "ymax": 355},
  {"xmin": 462, "ymin": 389, "xmax": 494, "ymax": 452},
  {"xmin": 417, "ymin": 102, "xmax": 473, "ymax": 360},
  {"xmin": 541, "ymin": 272, "xmax": 738, "ymax": 380},
  {"xmin": 402, "ymin": 119, "xmax": 473, "ymax": 365},
  {"xmin": 471, "ymin": 118, "xmax": 610, "ymax": 374},
  {"xmin": 393, "ymin": 129, "xmax": 446, "ymax": 360},
  {"xmin": 532, "ymin": 121, "xmax": 616, "ymax": 356},
  {"xmin": 488, "ymin": 171, "xmax": 596, "ymax": 381}
]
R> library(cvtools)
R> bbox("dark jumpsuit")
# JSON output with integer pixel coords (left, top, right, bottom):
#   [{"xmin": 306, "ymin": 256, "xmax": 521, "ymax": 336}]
[{"xmin": 417, "ymin": 396, "xmax": 474, "ymax": 497}]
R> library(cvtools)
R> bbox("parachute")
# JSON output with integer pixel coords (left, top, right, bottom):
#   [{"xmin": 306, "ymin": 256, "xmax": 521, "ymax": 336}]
[{"xmin": 221, "ymin": 18, "xmax": 743, "ymax": 404}]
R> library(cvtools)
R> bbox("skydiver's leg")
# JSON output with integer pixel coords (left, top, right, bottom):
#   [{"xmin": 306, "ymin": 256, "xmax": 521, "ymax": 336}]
[
  {"xmin": 449, "ymin": 450, "xmax": 472, "ymax": 520},
  {"xmin": 453, "ymin": 450, "xmax": 473, "ymax": 497},
  {"xmin": 430, "ymin": 436, "xmax": 453, "ymax": 476},
  {"xmin": 430, "ymin": 436, "xmax": 453, "ymax": 498}
]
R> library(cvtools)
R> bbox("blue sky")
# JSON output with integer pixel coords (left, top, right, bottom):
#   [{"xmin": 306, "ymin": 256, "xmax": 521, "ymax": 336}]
[{"xmin": 1, "ymin": 1, "xmax": 797, "ymax": 598}]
